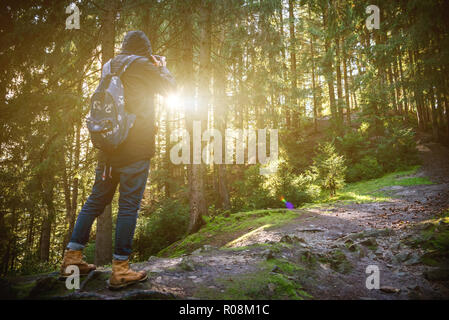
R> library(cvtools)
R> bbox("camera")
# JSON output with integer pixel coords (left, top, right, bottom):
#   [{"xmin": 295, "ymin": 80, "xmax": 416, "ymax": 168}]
[{"xmin": 151, "ymin": 54, "xmax": 166, "ymax": 66}]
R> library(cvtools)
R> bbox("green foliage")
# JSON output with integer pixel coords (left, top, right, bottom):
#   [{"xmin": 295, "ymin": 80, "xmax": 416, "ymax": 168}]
[
  {"xmin": 133, "ymin": 200, "xmax": 189, "ymax": 261},
  {"xmin": 15, "ymin": 257, "xmax": 56, "ymax": 276},
  {"xmin": 375, "ymin": 124, "xmax": 418, "ymax": 172},
  {"xmin": 83, "ymin": 242, "xmax": 96, "ymax": 264},
  {"xmin": 336, "ymin": 119, "xmax": 419, "ymax": 182},
  {"xmin": 346, "ymin": 155, "xmax": 383, "ymax": 182},
  {"xmin": 230, "ymin": 166, "xmax": 273, "ymax": 211},
  {"xmin": 337, "ymin": 127, "xmax": 370, "ymax": 165},
  {"xmin": 265, "ymin": 160, "xmax": 321, "ymax": 209},
  {"xmin": 311, "ymin": 143, "xmax": 346, "ymax": 196}
]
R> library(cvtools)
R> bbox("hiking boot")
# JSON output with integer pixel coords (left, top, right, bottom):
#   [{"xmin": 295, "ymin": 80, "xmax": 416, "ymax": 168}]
[
  {"xmin": 60, "ymin": 249, "xmax": 96, "ymax": 278},
  {"xmin": 108, "ymin": 259, "xmax": 147, "ymax": 290}
]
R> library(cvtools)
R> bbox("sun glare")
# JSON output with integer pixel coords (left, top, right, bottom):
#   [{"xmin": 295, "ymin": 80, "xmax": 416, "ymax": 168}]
[{"xmin": 165, "ymin": 93, "xmax": 181, "ymax": 110}]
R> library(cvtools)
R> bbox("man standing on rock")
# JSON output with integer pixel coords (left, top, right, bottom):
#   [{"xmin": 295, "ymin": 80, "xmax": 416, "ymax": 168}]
[{"xmin": 59, "ymin": 30, "xmax": 176, "ymax": 289}]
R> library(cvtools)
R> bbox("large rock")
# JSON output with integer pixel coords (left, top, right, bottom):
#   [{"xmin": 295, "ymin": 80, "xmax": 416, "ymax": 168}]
[
  {"xmin": 28, "ymin": 276, "xmax": 64, "ymax": 299},
  {"xmin": 359, "ymin": 238, "xmax": 378, "ymax": 249},
  {"xmin": 393, "ymin": 251, "xmax": 411, "ymax": 264},
  {"xmin": 178, "ymin": 257, "xmax": 196, "ymax": 271},
  {"xmin": 261, "ymin": 249, "xmax": 275, "ymax": 260},
  {"xmin": 279, "ymin": 234, "xmax": 305, "ymax": 244},
  {"xmin": 192, "ymin": 245, "xmax": 217, "ymax": 255},
  {"xmin": 404, "ymin": 253, "xmax": 421, "ymax": 266},
  {"xmin": 347, "ymin": 228, "xmax": 393, "ymax": 240}
]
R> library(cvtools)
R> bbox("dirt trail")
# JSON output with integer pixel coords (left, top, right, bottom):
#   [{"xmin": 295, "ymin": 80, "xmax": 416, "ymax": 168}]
[
  {"xmin": 3, "ymin": 140, "xmax": 449, "ymax": 300},
  {"xmin": 270, "ymin": 141, "xmax": 449, "ymax": 299}
]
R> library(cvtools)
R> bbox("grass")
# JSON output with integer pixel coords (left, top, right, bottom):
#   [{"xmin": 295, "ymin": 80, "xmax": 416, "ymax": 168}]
[
  {"xmin": 303, "ymin": 165, "xmax": 433, "ymax": 207},
  {"xmin": 157, "ymin": 209, "xmax": 302, "ymax": 257},
  {"xmin": 411, "ymin": 209, "xmax": 449, "ymax": 266},
  {"xmin": 159, "ymin": 166, "xmax": 433, "ymax": 258},
  {"xmin": 194, "ymin": 258, "xmax": 311, "ymax": 300}
]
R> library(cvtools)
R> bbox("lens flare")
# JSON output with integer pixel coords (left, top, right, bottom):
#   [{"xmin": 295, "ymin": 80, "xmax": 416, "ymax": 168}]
[{"xmin": 280, "ymin": 196, "xmax": 294, "ymax": 210}]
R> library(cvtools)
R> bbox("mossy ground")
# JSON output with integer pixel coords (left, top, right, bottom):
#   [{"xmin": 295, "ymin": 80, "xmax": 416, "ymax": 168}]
[
  {"xmin": 7, "ymin": 276, "xmax": 77, "ymax": 299},
  {"xmin": 303, "ymin": 165, "xmax": 433, "ymax": 208},
  {"xmin": 158, "ymin": 209, "xmax": 302, "ymax": 257},
  {"xmin": 410, "ymin": 209, "xmax": 449, "ymax": 266},
  {"xmin": 194, "ymin": 258, "xmax": 312, "ymax": 300},
  {"xmin": 325, "ymin": 249, "xmax": 353, "ymax": 274}
]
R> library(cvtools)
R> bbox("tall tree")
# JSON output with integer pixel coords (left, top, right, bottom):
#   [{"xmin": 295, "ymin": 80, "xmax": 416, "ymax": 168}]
[
  {"xmin": 288, "ymin": 0, "xmax": 298, "ymax": 128},
  {"xmin": 95, "ymin": 0, "xmax": 116, "ymax": 266},
  {"xmin": 183, "ymin": 1, "xmax": 208, "ymax": 234}
]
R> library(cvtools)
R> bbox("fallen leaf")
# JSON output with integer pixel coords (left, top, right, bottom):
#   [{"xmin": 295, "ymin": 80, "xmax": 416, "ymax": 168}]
[{"xmin": 380, "ymin": 286, "xmax": 400, "ymax": 294}]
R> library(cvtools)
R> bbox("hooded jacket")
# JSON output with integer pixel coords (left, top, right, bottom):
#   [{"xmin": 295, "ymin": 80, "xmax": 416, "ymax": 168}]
[{"xmin": 98, "ymin": 31, "xmax": 176, "ymax": 168}]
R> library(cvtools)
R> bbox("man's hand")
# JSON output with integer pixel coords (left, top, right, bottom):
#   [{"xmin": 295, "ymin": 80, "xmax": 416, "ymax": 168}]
[{"xmin": 151, "ymin": 55, "xmax": 166, "ymax": 67}]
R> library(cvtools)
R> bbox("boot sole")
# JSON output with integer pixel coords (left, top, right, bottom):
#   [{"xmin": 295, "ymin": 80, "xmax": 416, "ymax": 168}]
[{"xmin": 107, "ymin": 274, "xmax": 148, "ymax": 290}]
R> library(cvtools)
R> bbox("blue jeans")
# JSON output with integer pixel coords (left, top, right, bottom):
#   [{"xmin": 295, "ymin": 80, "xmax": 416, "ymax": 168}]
[{"xmin": 67, "ymin": 159, "xmax": 150, "ymax": 260}]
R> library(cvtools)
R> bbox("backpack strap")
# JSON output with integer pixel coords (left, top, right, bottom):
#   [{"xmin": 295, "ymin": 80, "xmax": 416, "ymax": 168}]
[
  {"xmin": 102, "ymin": 60, "xmax": 112, "ymax": 77},
  {"xmin": 100, "ymin": 55, "xmax": 143, "ymax": 80},
  {"xmin": 116, "ymin": 55, "xmax": 144, "ymax": 77}
]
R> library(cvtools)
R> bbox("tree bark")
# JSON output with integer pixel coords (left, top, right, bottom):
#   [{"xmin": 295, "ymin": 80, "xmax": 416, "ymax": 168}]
[
  {"xmin": 411, "ymin": 50, "xmax": 427, "ymax": 131},
  {"xmin": 185, "ymin": 1, "xmax": 208, "ymax": 234},
  {"xmin": 342, "ymin": 43, "xmax": 351, "ymax": 125},
  {"xmin": 279, "ymin": 4, "xmax": 290, "ymax": 128},
  {"xmin": 308, "ymin": 5, "xmax": 318, "ymax": 132},
  {"xmin": 288, "ymin": 0, "xmax": 299, "ymax": 129},
  {"xmin": 335, "ymin": 36, "xmax": 344, "ymax": 122},
  {"xmin": 322, "ymin": 5, "xmax": 337, "ymax": 126},
  {"xmin": 39, "ymin": 180, "xmax": 55, "ymax": 262},
  {"xmin": 392, "ymin": 57, "xmax": 403, "ymax": 116},
  {"xmin": 63, "ymin": 122, "xmax": 81, "ymax": 252},
  {"xmin": 428, "ymin": 80, "xmax": 439, "ymax": 141},
  {"xmin": 387, "ymin": 65, "xmax": 398, "ymax": 113},
  {"xmin": 398, "ymin": 54, "xmax": 408, "ymax": 118},
  {"xmin": 95, "ymin": 0, "xmax": 116, "ymax": 266},
  {"xmin": 214, "ymin": 27, "xmax": 231, "ymax": 211}
]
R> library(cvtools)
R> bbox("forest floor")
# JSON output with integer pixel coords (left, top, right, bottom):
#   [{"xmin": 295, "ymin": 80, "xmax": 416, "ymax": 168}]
[{"xmin": 2, "ymin": 138, "xmax": 449, "ymax": 300}]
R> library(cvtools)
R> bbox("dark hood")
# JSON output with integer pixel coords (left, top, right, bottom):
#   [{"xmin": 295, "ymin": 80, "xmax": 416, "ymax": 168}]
[{"xmin": 120, "ymin": 31, "xmax": 152, "ymax": 58}]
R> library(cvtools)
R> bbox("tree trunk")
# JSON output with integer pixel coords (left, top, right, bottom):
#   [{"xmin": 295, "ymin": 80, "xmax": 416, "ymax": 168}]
[
  {"xmin": 398, "ymin": 54, "xmax": 408, "ymax": 118},
  {"xmin": 95, "ymin": 0, "xmax": 116, "ymax": 266},
  {"xmin": 348, "ymin": 57, "xmax": 358, "ymax": 112},
  {"xmin": 322, "ymin": 6, "xmax": 337, "ymax": 126},
  {"xmin": 39, "ymin": 181, "xmax": 55, "ymax": 262},
  {"xmin": 214, "ymin": 27, "xmax": 231, "ymax": 211},
  {"xmin": 335, "ymin": 36, "xmax": 344, "ymax": 122},
  {"xmin": 279, "ymin": 5, "xmax": 290, "ymax": 128},
  {"xmin": 411, "ymin": 50, "xmax": 426, "ymax": 131},
  {"xmin": 62, "ymin": 121, "xmax": 81, "ymax": 252},
  {"xmin": 387, "ymin": 65, "xmax": 398, "ymax": 113},
  {"xmin": 342, "ymin": 43, "xmax": 351, "ymax": 125},
  {"xmin": 392, "ymin": 57, "xmax": 403, "ymax": 116},
  {"xmin": 288, "ymin": 0, "xmax": 299, "ymax": 129},
  {"xmin": 26, "ymin": 211, "xmax": 35, "ymax": 255},
  {"xmin": 308, "ymin": 5, "xmax": 318, "ymax": 132},
  {"xmin": 429, "ymin": 82, "xmax": 439, "ymax": 141},
  {"xmin": 186, "ymin": 1, "xmax": 208, "ymax": 234}
]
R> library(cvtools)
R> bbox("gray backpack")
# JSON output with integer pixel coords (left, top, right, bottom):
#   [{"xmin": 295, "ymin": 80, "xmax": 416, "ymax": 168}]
[{"xmin": 87, "ymin": 55, "xmax": 142, "ymax": 153}]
